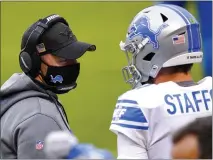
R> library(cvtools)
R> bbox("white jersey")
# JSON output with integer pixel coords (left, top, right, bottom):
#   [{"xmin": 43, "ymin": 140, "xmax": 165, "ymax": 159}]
[{"xmin": 110, "ymin": 77, "xmax": 212, "ymax": 159}]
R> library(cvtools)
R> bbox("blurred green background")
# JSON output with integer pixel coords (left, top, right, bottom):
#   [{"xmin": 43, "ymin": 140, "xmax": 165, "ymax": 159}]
[{"xmin": 1, "ymin": 1, "xmax": 202, "ymax": 155}]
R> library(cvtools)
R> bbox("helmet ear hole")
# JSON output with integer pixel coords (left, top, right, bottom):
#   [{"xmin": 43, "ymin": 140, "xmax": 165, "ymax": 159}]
[
  {"xmin": 160, "ymin": 13, "xmax": 168, "ymax": 22},
  {"xmin": 143, "ymin": 52, "xmax": 155, "ymax": 61}
]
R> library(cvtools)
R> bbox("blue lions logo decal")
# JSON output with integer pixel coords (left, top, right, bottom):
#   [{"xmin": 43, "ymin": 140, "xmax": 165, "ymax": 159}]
[
  {"xmin": 128, "ymin": 16, "xmax": 168, "ymax": 49},
  {"xmin": 50, "ymin": 75, "xmax": 63, "ymax": 83}
]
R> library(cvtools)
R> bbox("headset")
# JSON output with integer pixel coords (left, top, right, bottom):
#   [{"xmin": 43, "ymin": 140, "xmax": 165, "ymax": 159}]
[{"xmin": 19, "ymin": 14, "xmax": 69, "ymax": 78}]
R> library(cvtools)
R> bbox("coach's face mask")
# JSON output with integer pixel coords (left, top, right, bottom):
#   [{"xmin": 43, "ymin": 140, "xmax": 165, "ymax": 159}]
[{"xmin": 42, "ymin": 63, "xmax": 80, "ymax": 94}]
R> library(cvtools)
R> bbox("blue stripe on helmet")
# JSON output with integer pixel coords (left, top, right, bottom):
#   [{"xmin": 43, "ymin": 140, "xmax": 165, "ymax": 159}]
[
  {"xmin": 169, "ymin": 4, "xmax": 198, "ymax": 23},
  {"xmin": 158, "ymin": 4, "xmax": 193, "ymax": 52},
  {"xmin": 168, "ymin": 4, "xmax": 201, "ymax": 52},
  {"xmin": 191, "ymin": 23, "xmax": 201, "ymax": 52}
]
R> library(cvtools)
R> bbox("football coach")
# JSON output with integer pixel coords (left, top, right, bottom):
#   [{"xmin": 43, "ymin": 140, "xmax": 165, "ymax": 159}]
[{"xmin": 0, "ymin": 14, "xmax": 96, "ymax": 159}]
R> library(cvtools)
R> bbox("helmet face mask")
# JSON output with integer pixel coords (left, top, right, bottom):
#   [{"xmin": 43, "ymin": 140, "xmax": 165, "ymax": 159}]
[
  {"xmin": 120, "ymin": 4, "xmax": 203, "ymax": 88},
  {"xmin": 120, "ymin": 37, "xmax": 150, "ymax": 88}
]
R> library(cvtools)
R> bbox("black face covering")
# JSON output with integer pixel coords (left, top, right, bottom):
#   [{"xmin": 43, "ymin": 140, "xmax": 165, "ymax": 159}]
[{"xmin": 41, "ymin": 62, "xmax": 80, "ymax": 94}]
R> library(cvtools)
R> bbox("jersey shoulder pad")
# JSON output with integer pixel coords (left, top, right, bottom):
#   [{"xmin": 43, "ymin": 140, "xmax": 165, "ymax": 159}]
[
  {"xmin": 111, "ymin": 95, "xmax": 149, "ymax": 130},
  {"xmin": 198, "ymin": 76, "xmax": 212, "ymax": 86},
  {"xmin": 110, "ymin": 83, "xmax": 175, "ymax": 131},
  {"xmin": 110, "ymin": 86, "xmax": 157, "ymax": 131},
  {"xmin": 127, "ymin": 84, "xmax": 165, "ymax": 109}
]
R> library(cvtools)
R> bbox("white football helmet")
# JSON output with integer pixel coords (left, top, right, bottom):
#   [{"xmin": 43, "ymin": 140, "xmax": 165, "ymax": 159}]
[{"xmin": 120, "ymin": 4, "xmax": 203, "ymax": 88}]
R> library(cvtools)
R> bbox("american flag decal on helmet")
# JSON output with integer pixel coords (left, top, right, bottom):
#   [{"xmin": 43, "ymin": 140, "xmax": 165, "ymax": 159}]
[
  {"xmin": 172, "ymin": 34, "xmax": 185, "ymax": 45},
  {"xmin": 35, "ymin": 140, "xmax": 44, "ymax": 150}
]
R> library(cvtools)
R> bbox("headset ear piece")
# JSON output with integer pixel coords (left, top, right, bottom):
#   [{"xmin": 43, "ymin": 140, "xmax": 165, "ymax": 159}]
[{"xmin": 19, "ymin": 51, "xmax": 32, "ymax": 73}]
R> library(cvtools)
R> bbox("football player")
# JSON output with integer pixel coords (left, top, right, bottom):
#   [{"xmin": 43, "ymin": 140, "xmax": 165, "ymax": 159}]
[{"xmin": 109, "ymin": 4, "xmax": 212, "ymax": 159}]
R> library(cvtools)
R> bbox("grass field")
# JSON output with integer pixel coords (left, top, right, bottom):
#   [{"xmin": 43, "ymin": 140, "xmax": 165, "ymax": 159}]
[{"xmin": 1, "ymin": 1, "xmax": 203, "ymax": 155}]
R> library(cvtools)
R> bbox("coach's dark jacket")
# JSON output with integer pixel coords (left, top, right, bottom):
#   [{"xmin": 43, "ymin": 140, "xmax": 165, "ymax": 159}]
[{"xmin": 0, "ymin": 73, "xmax": 71, "ymax": 159}]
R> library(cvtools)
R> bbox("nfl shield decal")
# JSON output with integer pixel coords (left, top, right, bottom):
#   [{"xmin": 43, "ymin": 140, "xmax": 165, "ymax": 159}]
[{"xmin": 36, "ymin": 140, "xmax": 44, "ymax": 150}]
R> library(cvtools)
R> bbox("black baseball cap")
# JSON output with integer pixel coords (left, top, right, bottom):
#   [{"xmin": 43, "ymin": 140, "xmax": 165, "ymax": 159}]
[{"xmin": 36, "ymin": 22, "xmax": 96, "ymax": 59}]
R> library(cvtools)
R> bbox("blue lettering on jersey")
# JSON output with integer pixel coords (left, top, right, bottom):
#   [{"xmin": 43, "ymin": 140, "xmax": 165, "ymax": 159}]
[
  {"xmin": 164, "ymin": 89, "xmax": 212, "ymax": 115},
  {"xmin": 173, "ymin": 94, "xmax": 184, "ymax": 113},
  {"xmin": 201, "ymin": 90, "xmax": 211, "ymax": 110},
  {"xmin": 111, "ymin": 99, "xmax": 149, "ymax": 130},
  {"xmin": 192, "ymin": 91, "xmax": 202, "ymax": 112},
  {"xmin": 184, "ymin": 93, "xmax": 195, "ymax": 113},
  {"xmin": 164, "ymin": 94, "xmax": 176, "ymax": 115}
]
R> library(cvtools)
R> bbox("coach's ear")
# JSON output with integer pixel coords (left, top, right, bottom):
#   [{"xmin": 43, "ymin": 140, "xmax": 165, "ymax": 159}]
[{"xmin": 14, "ymin": 114, "xmax": 61, "ymax": 158}]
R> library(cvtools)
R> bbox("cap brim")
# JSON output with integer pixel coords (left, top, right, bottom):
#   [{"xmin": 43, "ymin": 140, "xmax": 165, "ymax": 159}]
[{"xmin": 52, "ymin": 41, "xmax": 96, "ymax": 59}]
